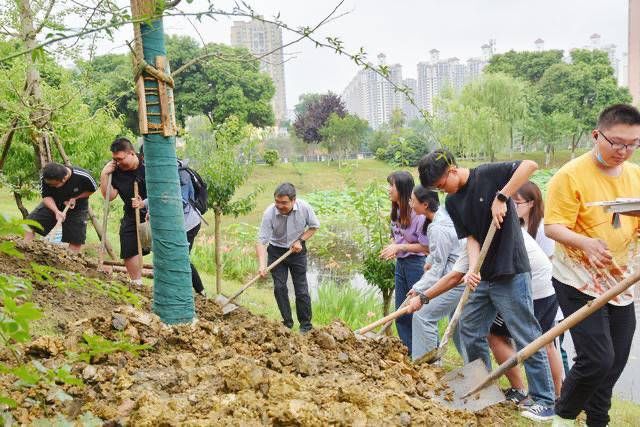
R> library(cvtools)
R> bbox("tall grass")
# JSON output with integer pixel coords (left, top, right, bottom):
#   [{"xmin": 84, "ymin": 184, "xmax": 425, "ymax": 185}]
[
  {"xmin": 312, "ymin": 281, "xmax": 384, "ymax": 330},
  {"xmin": 191, "ymin": 241, "xmax": 257, "ymax": 282}
]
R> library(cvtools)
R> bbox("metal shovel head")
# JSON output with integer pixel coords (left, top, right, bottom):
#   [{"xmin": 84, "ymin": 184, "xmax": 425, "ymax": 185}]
[
  {"xmin": 433, "ymin": 359, "xmax": 505, "ymax": 412},
  {"xmin": 354, "ymin": 330, "xmax": 385, "ymax": 341},
  {"xmin": 213, "ymin": 295, "xmax": 240, "ymax": 315}
]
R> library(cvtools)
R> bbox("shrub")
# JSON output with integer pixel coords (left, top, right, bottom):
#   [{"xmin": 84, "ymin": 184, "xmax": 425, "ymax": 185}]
[{"xmin": 263, "ymin": 149, "xmax": 279, "ymax": 166}]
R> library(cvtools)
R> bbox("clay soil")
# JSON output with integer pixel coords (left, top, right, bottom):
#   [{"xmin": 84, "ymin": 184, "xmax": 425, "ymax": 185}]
[{"xmin": 0, "ymin": 239, "xmax": 523, "ymax": 426}]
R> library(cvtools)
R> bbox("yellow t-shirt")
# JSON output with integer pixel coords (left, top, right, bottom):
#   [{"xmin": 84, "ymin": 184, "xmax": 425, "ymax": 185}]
[{"xmin": 545, "ymin": 152, "xmax": 640, "ymax": 306}]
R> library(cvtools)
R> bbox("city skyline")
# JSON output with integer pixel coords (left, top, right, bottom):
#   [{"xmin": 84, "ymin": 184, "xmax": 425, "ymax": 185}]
[{"xmin": 96, "ymin": 0, "xmax": 629, "ymax": 113}]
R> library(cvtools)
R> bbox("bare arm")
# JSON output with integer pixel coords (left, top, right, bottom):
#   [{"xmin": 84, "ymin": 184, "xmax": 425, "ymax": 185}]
[
  {"xmin": 42, "ymin": 196, "xmax": 59, "ymax": 214},
  {"xmin": 492, "ymin": 160, "xmax": 538, "ymax": 228},
  {"xmin": 300, "ymin": 227, "xmax": 318, "ymax": 242},
  {"xmin": 545, "ymin": 223, "xmax": 612, "ymax": 268},
  {"xmin": 99, "ymin": 161, "xmax": 118, "ymax": 201},
  {"xmin": 407, "ymin": 270, "xmax": 465, "ymax": 313}
]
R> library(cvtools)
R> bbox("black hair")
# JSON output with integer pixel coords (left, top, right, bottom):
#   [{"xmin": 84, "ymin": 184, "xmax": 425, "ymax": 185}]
[
  {"xmin": 387, "ymin": 171, "xmax": 415, "ymax": 228},
  {"xmin": 274, "ymin": 182, "xmax": 296, "ymax": 200},
  {"xmin": 597, "ymin": 104, "xmax": 640, "ymax": 130},
  {"xmin": 418, "ymin": 148, "xmax": 457, "ymax": 188},
  {"xmin": 42, "ymin": 162, "xmax": 68, "ymax": 181},
  {"xmin": 412, "ymin": 184, "xmax": 440, "ymax": 235},
  {"xmin": 110, "ymin": 137, "xmax": 135, "ymax": 153}
]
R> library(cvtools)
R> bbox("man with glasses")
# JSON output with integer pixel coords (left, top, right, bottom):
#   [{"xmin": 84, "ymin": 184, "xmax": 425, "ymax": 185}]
[
  {"xmin": 256, "ymin": 183, "xmax": 320, "ymax": 333},
  {"xmin": 545, "ymin": 104, "xmax": 640, "ymax": 427},
  {"xmin": 418, "ymin": 149, "xmax": 555, "ymax": 422},
  {"xmin": 100, "ymin": 137, "xmax": 148, "ymax": 286}
]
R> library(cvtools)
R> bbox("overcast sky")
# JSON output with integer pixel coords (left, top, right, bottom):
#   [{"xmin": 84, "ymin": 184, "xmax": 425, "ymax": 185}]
[{"xmin": 101, "ymin": 0, "xmax": 629, "ymax": 111}]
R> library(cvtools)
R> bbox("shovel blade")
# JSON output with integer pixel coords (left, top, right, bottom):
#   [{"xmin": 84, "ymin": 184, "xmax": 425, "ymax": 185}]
[
  {"xmin": 434, "ymin": 359, "xmax": 505, "ymax": 412},
  {"xmin": 214, "ymin": 295, "xmax": 240, "ymax": 315}
]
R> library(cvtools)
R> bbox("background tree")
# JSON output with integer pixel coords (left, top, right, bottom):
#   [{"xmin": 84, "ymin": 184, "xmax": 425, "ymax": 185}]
[
  {"xmin": 293, "ymin": 93, "xmax": 324, "ymax": 117},
  {"xmin": 537, "ymin": 49, "xmax": 631, "ymax": 156},
  {"xmin": 167, "ymin": 37, "xmax": 275, "ymax": 128},
  {"xmin": 185, "ymin": 115, "xmax": 261, "ymax": 294},
  {"xmin": 485, "ymin": 49, "xmax": 564, "ymax": 83},
  {"xmin": 319, "ymin": 113, "xmax": 369, "ymax": 163},
  {"xmin": 75, "ymin": 53, "xmax": 138, "ymax": 133},
  {"xmin": 293, "ymin": 93, "xmax": 346, "ymax": 143}
]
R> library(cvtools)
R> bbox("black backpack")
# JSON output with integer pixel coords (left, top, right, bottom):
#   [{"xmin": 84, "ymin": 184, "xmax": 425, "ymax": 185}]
[{"xmin": 178, "ymin": 160, "xmax": 208, "ymax": 215}]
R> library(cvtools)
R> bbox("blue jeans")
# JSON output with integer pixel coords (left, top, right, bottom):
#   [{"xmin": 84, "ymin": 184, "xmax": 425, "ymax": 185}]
[
  {"xmin": 459, "ymin": 272, "xmax": 555, "ymax": 406},
  {"xmin": 412, "ymin": 282, "xmax": 466, "ymax": 361},
  {"xmin": 395, "ymin": 255, "xmax": 426, "ymax": 356}
]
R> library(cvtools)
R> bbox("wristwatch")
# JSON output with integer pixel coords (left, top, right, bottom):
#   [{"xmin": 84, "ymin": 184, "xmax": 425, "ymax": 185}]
[
  {"xmin": 495, "ymin": 191, "xmax": 508, "ymax": 202},
  {"xmin": 419, "ymin": 293, "xmax": 430, "ymax": 305}
]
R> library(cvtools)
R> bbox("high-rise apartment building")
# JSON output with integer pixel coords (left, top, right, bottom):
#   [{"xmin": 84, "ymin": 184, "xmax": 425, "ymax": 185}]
[
  {"xmin": 342, "ymin": 45, "xmax": 490, "ymax": 128},
  {"xmin": 230, "ymin": 19, "xmax": 287, "ymax": 126}
]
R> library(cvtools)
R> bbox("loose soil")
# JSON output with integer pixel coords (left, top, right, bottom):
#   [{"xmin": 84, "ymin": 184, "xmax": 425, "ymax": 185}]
[{"xmin": 0, "ymin": 239, "xmax": 524, "ymax": 425}]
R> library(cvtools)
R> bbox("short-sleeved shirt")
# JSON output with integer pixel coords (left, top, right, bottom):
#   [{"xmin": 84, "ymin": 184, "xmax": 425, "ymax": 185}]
[
  {"xmin": 41, "ymin": 166, "xmax": 97, "ymax": 211},
  {"xmin": 391, "ymin": 211, "xmax": 429, "ymax": 258},
  {"xmin": 258, "ymin": 198, "xmax": 320, "ymax": 248},
  {"xmin": 445, "ymin": 161, "xmax": 530, "ymax": 281},
  {"xmin": 534, "ymin": 222, "xmax": 555, "ymax": 258},
  {"xmin": 545, "ymin": 152, "xmax": 640, "ymax": 306},
  {"xmin": 111, "ymin": 161, "xmax": 147, "ymax": 218}
]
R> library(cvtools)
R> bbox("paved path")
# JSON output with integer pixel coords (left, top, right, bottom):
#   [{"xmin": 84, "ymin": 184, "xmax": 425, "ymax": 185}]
[{"xmin": 613, "ymin": 302, "xmax": 640, "ymax": 403}]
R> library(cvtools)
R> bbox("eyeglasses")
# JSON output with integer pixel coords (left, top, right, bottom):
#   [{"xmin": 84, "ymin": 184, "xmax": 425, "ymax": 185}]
[
  {"xmin": 514, "ymin": 201, "xmax": 530, "ymax": 206},
  {"xmin": 598, "ymin": 130, "xmax": 640, "ymax": 152}
]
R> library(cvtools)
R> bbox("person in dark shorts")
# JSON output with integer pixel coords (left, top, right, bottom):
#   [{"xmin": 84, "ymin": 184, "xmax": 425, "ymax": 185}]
[
  {"xmin": 25, "ymin": 162, "xmax": 97, "ymax": 253},
  {"xmin": 100, "ymin": 137, "xmax": 148, "ymax": 286}
]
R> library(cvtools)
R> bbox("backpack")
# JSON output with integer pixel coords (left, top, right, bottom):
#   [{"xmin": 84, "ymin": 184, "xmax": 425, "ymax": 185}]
[{"xmin": 178, "ymin": 160, "xmax": 208, "ymax": 215}]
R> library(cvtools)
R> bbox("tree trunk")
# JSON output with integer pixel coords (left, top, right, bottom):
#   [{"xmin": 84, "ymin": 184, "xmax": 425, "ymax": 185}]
[
  {"xmin": 382, "ymin": 289, "xmax": 392, "ymax": 317},
  {"xmin": 0, "ymin": 117, "xmax": 19, "ymax": 171},
  {"xmin": 214, "ymin": 209, "xmax": 222, "ymax": 294},
  {"xmin": 19, "ymin": 0, "xmax": 53, "ymax": 171},
  {"xmin": 544, "ymin": 145, "xmax": 550, "ymax": 168},
  {"xmin": 13, "ymin": 192, "xmax": 28, "ymax": 219},
  {"xmin": 131, "ymin": 0, "xmax": 193, "ymax": 324},
  {"xmin": 87, "ymin": 206, "xmax": 116, "ymax": 260}
]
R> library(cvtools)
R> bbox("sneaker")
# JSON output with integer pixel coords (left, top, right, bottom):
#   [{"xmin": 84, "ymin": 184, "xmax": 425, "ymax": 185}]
[
  {"xmin": 521, "ymin": 404, "xmax": 554, "ymax": 422},
  {"xmin": 551, "ymin": 415, "xmax": 575, "ymax": 426},
  {"xmin": 517, "ymin": 396, "xmax": 534, "ymax": 408},
  {"xmin": 504, "ymin": 388, "xmax": 528, "ymax": 404}
]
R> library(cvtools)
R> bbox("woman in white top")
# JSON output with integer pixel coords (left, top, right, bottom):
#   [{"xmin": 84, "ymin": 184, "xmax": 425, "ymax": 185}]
[{"xmin": 488, "ymin": 181, "xmax": 564, "ymax": 402}]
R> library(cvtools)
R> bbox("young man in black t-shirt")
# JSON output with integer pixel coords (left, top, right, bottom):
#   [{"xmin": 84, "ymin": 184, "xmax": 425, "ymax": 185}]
[
  {"xmin": 25, "ymin": 162, "xmax": 97, "ymax": 253},
  {"xmin": 418, "ymin": 149, "xmax": 555, "ymax": 422},
  {"xmin": 100, "ymin": 137, "xmax": 148, "ymax": 286}
]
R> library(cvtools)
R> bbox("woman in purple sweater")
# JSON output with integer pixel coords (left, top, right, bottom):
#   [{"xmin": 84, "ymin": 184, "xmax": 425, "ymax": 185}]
[{"xmin": 381, "ymin": 171, "xmax": 429, "ymax": 355}]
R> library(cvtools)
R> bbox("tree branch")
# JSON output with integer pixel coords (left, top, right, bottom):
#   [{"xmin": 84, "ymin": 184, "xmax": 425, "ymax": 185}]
[
  {"xmin": 0, "ymin": 117, "xmax": 20, "ymax": 172},
  {"xmin": 165, "ymin": 0, "xmax": 182, "ymax": 9},
  {"xmin": 33, "ymin": 0, "xmax": 55, "ymax": 35}
]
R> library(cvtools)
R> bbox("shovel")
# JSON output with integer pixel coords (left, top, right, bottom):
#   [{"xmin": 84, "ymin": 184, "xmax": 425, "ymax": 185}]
[
  {"xmin": 463, "ymin": 267, "xmax": 640, "ymax": 400},
  {"xmin": 133, "ymin": 181, "xmax": 143, "ymax": 270},
  {"xmin": 98, "ymin": 173, "xmax": 113, "ymax": 272},
  {"xmin": 416, "ymin": 222, "xmax": 498, "ymax": 365},
  {"xmin": 355, "ymin": 304, "xmax": 412, "ymax": 338},
  {"xmin": 354, "ymin": 295, "xmax": 411, "ymax": 339},
  {"xmin": 45, "ymin": 204, "xmax": 71, "ymax": 243},
  {"xmin": 215, "ymin": 249, "xmax": 293, "ymax": 315}
]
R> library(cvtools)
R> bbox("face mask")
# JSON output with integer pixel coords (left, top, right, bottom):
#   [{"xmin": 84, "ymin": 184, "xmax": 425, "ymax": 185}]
[{"xmin": 594, "ymin": 146, "xmax": 612, "ymax": 167}]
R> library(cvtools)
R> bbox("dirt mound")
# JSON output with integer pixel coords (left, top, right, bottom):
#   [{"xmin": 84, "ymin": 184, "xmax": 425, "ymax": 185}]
[{"xmin": 0, "ymin": 239, "xmax": 519, "ymax": 425}]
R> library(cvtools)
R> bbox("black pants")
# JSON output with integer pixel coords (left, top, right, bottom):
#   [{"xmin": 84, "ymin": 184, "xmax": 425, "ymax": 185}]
[
  {"xmin": 268, "ymin": 244, "xmax": 312, "ymax": 331},
  {"xmin": 554, "ymin": 278, "xmax": 636, "ymax": 427},
  {"xmin": 186, "ymin": 224, "xmax": 204, "ymax": 294}
]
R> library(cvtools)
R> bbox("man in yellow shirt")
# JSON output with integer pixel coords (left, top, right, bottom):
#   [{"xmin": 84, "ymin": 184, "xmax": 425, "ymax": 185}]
[{"xmin": 545, "ymin": 104, "xmax": 640, "ymax": 427}]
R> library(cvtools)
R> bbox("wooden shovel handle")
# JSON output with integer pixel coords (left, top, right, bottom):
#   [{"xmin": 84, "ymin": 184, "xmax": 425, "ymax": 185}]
[
  {"xmin": 465, "ymin": 269, "xmax": 640, "ymax": 398},
  {"xmin": 436, "ymin": 222, "xmax": 498, "ymax": 354},
  {"xmin": 134, "ymin": 181, "xmax": 143, "ymax": 269},
  {"xmin": 98, "ymin": 174, "xmax": 112, "ymax": 270},
  {"xmin": 222, "ymin": 249, "xmax": 293, "ymax": 307},
  {"xmin": 357, "ymin": 306, "xmax": 412, "ymax": 335}
]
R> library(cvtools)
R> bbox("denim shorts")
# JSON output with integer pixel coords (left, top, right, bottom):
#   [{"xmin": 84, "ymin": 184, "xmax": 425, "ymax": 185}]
[{"xmin": 490, "ymin": 293, "xmax": 559, "ymax": 337}]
